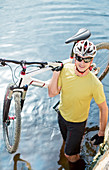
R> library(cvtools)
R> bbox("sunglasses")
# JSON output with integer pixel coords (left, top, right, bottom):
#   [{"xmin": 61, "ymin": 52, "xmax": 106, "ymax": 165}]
[{"xmin": 75, "ymin": 54, "xmax": 93, "ymax": 63}]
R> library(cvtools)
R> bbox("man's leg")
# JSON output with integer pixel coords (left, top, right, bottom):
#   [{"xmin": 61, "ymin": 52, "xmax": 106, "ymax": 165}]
[
  {"xmin": 58, "ymin": 112, "xmax": 67, "ymax": 141},
  {"xmin": 66, "ymin": 155, "xmax": 86, "ymax": 170},
  {"xmin": 64, "ymin": 120, "xmax": 86, "ymax": 169},
  {"xmin": 58, "ymin": 113, "xmax": 86, "ymax": 169},
  {"xmin": 65, "ymin": 153, "xmax": 80, "ymax": 162}
]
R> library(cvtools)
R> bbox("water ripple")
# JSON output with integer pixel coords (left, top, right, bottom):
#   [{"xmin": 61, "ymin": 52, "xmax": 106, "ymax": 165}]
[{"xmin": 0, "ymin": 0, "xmax": 109, "ymax": 169}]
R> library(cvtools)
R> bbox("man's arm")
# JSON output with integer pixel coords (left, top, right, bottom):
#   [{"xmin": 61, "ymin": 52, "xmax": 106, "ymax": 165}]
[
  {"xmin": 91, "ymin": 100, "xmax": 108, "ymax": 145},
  {"xmin": 48, "ymin": 71, "xmax": 61, "ymax": 97},
  {"xmin": 97, "ymin": 100, "xmax": 108, "ymax": 136}
]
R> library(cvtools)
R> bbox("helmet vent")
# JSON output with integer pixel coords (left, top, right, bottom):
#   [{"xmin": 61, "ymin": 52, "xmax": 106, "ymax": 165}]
[
  {"xmin": 77, "ymin": 46, "xmax": 82, "ymax": 52},
  {"xmin": 73, "ymin": 40, "xmax": 97, "ymax": 57}
]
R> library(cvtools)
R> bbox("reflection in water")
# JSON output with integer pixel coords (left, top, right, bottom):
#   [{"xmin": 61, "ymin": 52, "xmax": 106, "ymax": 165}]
[
  {"xmin": 13, "ymin": 153, "xmax": 32, "ymax": 170},
  {"xmin": 58, "ymin": 141, "xmax": 69, "ymax": 170}
]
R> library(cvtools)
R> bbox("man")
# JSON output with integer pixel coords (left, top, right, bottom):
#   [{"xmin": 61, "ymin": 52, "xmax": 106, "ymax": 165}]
[{"xmin": 48, "ymin": 40, "xmax": 108, "ymax": 169}]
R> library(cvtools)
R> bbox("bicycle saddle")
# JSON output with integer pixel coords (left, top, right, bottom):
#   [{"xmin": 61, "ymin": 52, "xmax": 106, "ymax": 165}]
[{"xmin": 65, "ymin": 28, "xmax": 91, "ymax": 44}]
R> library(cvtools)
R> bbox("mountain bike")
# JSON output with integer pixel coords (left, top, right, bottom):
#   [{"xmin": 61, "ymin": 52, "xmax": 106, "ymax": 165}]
[
  {"xmin": 1, "ymin": 58, "xmax": 71, "ymax": 154},
  {"xmin": 1, "ymin": 28, "xmax": 109, "ymax": 154}
]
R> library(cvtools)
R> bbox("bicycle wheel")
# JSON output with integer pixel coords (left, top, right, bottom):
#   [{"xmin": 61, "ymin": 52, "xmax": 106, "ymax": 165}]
[
  {"xmin": 3, "ymin": 84, "xmax": 21, "ymax": 154},
  {"xmin": 95, "ymin": 42, "xmax": 109, "ymax": 81}
]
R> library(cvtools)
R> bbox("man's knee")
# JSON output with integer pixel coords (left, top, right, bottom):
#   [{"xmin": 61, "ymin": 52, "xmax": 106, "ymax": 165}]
[{"xmin": 64, "ymin": 153, "xmax": 80, "ymax": 162}]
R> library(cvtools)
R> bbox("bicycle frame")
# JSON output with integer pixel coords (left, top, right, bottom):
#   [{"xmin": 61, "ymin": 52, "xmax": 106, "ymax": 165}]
[
  {"xmin": 19, "ymin": 67, "xmax": 53, "ymax": 88},
  {"xmin": 4, "ymin": 58, "xmax": 73, "ymax": 106},
  {"xmin": 14, "ymin": 58, "xmax": 73, "ymax": 88}
]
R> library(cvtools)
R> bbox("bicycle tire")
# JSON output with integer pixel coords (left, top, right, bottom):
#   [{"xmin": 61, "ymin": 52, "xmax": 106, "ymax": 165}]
[
  {"xmin": 96, "ymin": 42, "xmax": 109, "ymax": 81},
  {"xmin": 3, "ymin": 85, "xmax": 21, "ymax": 154}
]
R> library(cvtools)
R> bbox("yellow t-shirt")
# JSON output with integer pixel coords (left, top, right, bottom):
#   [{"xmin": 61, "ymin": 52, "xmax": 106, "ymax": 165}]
[{"xmin": 58, "ymin": 63, "xmax": 106, "ymax": 122}]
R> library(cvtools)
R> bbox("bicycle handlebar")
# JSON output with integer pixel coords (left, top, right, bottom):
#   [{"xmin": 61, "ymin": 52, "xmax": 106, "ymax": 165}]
[
  {"xmin": 0, "ymin": 58, "xmax": 48, "ymax": 66},
  {"xmin": 0, "ymin": 58, "xmax": 72, "ymax": 68}
]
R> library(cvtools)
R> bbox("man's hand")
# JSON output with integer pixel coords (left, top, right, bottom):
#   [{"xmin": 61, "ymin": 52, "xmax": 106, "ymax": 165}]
[
  {"xmin": 91, "ymin": 134, "xmax": 104, "ymax": 145},
  {"xmin": 52, "ymin": 62, "xmax": 63, "ymax": 72}
]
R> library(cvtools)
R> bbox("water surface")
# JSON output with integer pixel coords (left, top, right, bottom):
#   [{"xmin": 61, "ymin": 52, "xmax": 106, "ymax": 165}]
[{"xmin": 0, "ymin": 0, "xmax": 109, "ymax": 169}]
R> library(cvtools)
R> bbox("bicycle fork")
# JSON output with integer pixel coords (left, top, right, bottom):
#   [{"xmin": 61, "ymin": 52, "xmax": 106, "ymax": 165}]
[
  {"xmin": 4, "ymin": 85, "xmax": 28, "ymax": 125},
  {"xmin": 9, "ymin": 85, "xmax": 28, "ymax": 111}
]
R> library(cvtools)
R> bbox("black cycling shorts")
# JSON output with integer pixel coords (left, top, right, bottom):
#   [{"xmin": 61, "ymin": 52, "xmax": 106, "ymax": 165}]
[{"xmin": 58, "ymin": 112, "xmax": 86, "ymax": 156}]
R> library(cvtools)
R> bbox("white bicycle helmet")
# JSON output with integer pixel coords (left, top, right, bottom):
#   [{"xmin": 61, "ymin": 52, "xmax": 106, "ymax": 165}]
[{"xmin": 73, "ymin": 40, "xmax": 97, "ymax": 57}]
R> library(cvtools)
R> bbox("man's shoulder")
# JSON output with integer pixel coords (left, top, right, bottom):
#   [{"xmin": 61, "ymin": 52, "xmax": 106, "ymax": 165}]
[
  {"xmin": 89, "ymin": 71, "xmax": 102, "ymax": 86},
  {"xmin": 64, "ymin": 62, "xmax": 74, "ymax": 69}
]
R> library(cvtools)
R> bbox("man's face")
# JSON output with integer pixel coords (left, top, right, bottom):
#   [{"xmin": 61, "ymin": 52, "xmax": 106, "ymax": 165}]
[{"xmin": 75, "ymin": 54, "xmax": 93, "ymax": 72}]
